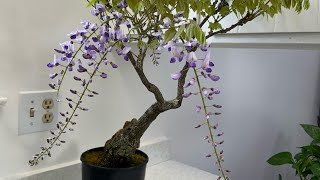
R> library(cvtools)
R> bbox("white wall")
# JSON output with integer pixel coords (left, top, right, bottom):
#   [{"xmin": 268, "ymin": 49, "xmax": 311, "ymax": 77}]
[
  {"xmin": 166, "ymin": 48, "xmax": 320, "ymax": 180},
  {"xmin": 1, "ymin": 1, "xmax": 320, "ymax": 180}
]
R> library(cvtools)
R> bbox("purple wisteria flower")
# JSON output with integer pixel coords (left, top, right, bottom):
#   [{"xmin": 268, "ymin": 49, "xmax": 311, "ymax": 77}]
[
  {"xmin": 183, "ymin": 78, "xmax": 195, "ymax": 88},
  {"xmin": 163, "ymin": 17, "xmax": 171, "ymax": 29},
  {"xmin": 196, "ymin": 105, "xmax": 201, "ymax": 113},
  {"xmin": 117, "ymin": 47, "xmax": 131, "ymax": 55},
  {"xmin": 81, "ymin": 20, "xmax": 90, "ymax": 29},
  {"xmin": 208, "ymin": 75, "xmax": 220, "ymax": 81},
  {"xmin": 171, "ymin": 72, "xmax": 181, "ymax": 80},
  {"xmin": 170, "ymin": 47, "xmax": 184, "ymax": 63},
  {"xmin": 186, "ymin": 52, "xmax": 198, "ymax": 68},
  {"xmin": 163, "ymin": 41, "xmax": 175, "ymax": 51}
]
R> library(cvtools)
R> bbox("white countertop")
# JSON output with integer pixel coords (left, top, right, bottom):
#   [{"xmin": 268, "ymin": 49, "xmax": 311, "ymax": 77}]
[
  {"xmin": 146, "ymin": 160, "xmax": 219, "ymax": 180},
  {"xmin": 4, "ymin": 138, "xmax": 220, "ymax": 180}
]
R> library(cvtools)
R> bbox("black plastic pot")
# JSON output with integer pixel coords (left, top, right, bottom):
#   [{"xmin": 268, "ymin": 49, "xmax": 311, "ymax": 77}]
[{"xmin": 80, "ymin": 147, "xmax": 149, "ymax": 180}]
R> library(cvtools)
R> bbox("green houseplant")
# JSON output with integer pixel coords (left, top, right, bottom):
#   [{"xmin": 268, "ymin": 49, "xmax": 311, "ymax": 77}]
[
  {"xmin": 268, "ymin": 124, "xmax": 320, "ymax": 180},
  {"xmin": 28, "ymin": 0, "xmax": 310, "ymax": 179}
]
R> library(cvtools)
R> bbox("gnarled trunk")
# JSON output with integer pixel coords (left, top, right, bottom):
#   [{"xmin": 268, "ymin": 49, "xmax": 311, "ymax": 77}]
[{"xmin": 99, "ymin": 102, "xmax": 162, "ymax": 167}]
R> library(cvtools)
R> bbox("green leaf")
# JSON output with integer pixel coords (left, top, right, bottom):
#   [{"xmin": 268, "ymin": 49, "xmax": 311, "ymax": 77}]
[
  {"xmin": 185, "ymin": 23, "xmax": 195, "ymax": 40},
  {"xmin": 137, "ymin": 40, "xmax": 147, "ymax": 48},
  {"xmin": 303, "ymin": 0, "xmax": 310, "ymax": 10},
  {"xmin": 174, "ymin": 24, "xmax": 185, "ymax": 39},
  {"xmin": 267, "ymin": 152, "xmax": 294, "ymax": 165},
  {"xmin": 126, "ymin": 0, "xmax": 140, "ymax": 10},
  {"xmin": 312, "ymin": 139, "xmax": 320, "ymax": 145},
  {"xmin": 301, "ymin": 145, "xmax": 320, "ymax": 158},
  {"xmin": 312, "ymin": 163, "xmax": 320, "ymax": 176},
  {"xmin": 219, "ymin": 5, "xmax": 230, "ymax": 16},
  {"xmin": 311, "ymin": 176, "xmax": 320, "ymax": 180},
  {"xmin": 278, "ymin": 174, "xmax": 282, "ymax": 180},
  {"xmin": 164, "ymin": 27, "xmax": 177, "ymax": 43},
  {"xmin": 87, "ymin": 0, "xmax": 97, "ymax": 7},
  {"xmin": 301, "ymin": 124, "xmax": 320, "ymax": 141},
  {"xmin": 209, "ymin": 22, "xmax": 222, "ymax": 30}
]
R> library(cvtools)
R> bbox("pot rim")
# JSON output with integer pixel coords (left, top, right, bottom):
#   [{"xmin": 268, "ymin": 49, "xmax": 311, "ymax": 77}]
[{"xmin": 80, "ymin": 147, "xmax": 149, "ymax": 170}]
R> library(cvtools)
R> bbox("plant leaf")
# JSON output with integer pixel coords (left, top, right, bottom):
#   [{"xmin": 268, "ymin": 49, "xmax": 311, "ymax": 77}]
[
  {"xmin": 301, "ymin": 124, "xmax": 320, "ymax": 140},
  {"xmin": 267, "ymin": 152, "xmax": 294, "ymax": 165},
  {"xmin": 301, "ymin": 145, "xmax": 320, "ymax": 158},
  {"xmin": 312, "ymin": 163, "xmax": 320, "ymax": 176},
  {"xmin": 174, "ymin": 24, "xmax": 185, "ymax": 39},
  {"xmin": 164, "ymin": 27, "xmax": 177, "ymax": 43},
  {"xmin": 87, "ymin": 0, "xmax": 97, "ymax": 7}
]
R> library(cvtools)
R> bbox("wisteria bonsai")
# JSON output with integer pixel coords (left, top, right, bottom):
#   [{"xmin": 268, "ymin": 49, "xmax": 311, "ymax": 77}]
[{"xmin": 29, "ymin": 0, "xmax": 309, "ymax": 179}]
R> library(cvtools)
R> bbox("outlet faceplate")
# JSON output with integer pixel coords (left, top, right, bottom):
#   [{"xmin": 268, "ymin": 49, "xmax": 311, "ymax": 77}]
[{"xmin": 18, "ymin": 90, "xmax": 59, "ymax": 135}]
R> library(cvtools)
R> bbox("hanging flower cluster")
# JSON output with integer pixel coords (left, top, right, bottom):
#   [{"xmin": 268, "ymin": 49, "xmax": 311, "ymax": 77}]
[{"xmin": 29, "ymin": 3, "xmax": 133, "ymax": 166}]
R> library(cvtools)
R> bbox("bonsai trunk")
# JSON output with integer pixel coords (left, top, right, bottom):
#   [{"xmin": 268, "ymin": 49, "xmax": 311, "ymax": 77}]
[
  {"xmin": 98, "ymin": 102, "xmax": 164, "ymax": 167},
  {"xmin": 97, "ymin": 48, "xmax": 189, "ymax": 168}
]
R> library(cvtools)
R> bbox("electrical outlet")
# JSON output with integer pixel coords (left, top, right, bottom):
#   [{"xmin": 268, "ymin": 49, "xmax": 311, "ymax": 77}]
[
  {"xmin": 18, "ymin": 90, "xmax": 59, "ymax": 135},
  {"xmin": 42, "ymin": 112, "xmax": 54, "ymax": 123},
  {"xmin": 42, "ymin": 98, "xmax": 54, "ymax": 110}
]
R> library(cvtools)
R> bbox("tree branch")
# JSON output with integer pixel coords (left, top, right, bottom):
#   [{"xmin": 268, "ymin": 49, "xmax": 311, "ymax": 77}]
[
  {"xmin": 199, "ymin": 0, "xmax": 228, "ymax": 27},
  {"xmin": 206, "ymin": 11, "xmax": 261, "ymax": 39},
  {"xmin": 127, "ymin": 51, "xmax": 165, "ymax": 103},
  {"xmin": 162, "ymin": 62, "xmax": 190, "ymax": 111}
]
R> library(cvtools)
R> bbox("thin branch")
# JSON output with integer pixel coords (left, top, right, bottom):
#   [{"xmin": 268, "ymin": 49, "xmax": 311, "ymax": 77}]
[
  {"xmin": 162, "ymin": 62, "xmax": 190, "ymax": 111},
  {"xmin": 206, "ymin": 11, "xmax": 261, "ymax": 39},
  {"xmin": 199, "ymin": 0, "xmax": 228, "ymax": 27}
]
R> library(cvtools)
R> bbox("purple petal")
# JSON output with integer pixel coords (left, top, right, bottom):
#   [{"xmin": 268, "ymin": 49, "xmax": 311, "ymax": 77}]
[
  {"xmin": 49, "ymin": 73, "xmax": 58, "ymax": 79},
  {"xmin": 209, "ymin": 75, "xmax": 220, "ymax": 81},
  {"xmin": 190, "ymin": 78, "xmax": 195, "ymax": 85},
  {"xmin": 110, "ymin": 62, "xmax": 118, "ymax": 68},
  {"xmin": 103, "ymin": 59, "xmax": 108, "ymax": 65},
  {"xmin": 92, "ymin": 37, "xmax": 99, "ymax": 42},
  {"xmin": 96, "ymin": 3, "xmax": 106, "ymax": 13},
  {"xmin": 82, "ymin": 53, "xmax": 92, "ymax": 59},
  {"xmin": 182, "ymin": 92, "xmax": 192, "ymax": 98},
  {"xmin": 68, "ymin": 31, "xmax": 78, "ymax": 39},
  {"xmin": 77, "ymin": 65, "xmax": 87, "ymax": 73},
  {"xmin": 121, "ymin": 47, "xmax": 131, "ymax": 54},
  {"xmin": 202, "ymin": 88, "xmax": 208, "ymax": 96},
  {"xmin": 124, "ymin": 55, "xmax": 129, "ymax": 61},
  {"xmin": 100, "ymin": 73, "xmax": 108, "ymax": 79},
  {"xmin": 213, "ymin": 104, "xmax": 222, "ymax": 108},
  {"xmin": 81, "ymin": 20, "xmax": 90, "ymax": 29},
  {"xmin": 196, "ymin": 105, "xmax": 201, "ymax": 113},
  {"xmin": 183, "ymin": 83, "xmax": 190, "ymax": 88},
  {"xmin": 74, "ymin": 76, "xmax": 81, "ymax": 81},
  {"xmin": 214, "ymin": 89, "xmax": 220, "ymax": 94},
  {"xmin": 201, "ymin": 51, "xmax": 210, "ymax": 69},
  {"xmin": 171, "ymin": 72, "xmax": 181, "ymax": 80},
  {"xmin": 206, "ymin": 68, "xmax": 212, "ymax": 73},
  {"xmin": 54, "ymin": 49, "xmax": 65, "ymax": 54},
  {"xmin": 170, "ymin": 57, "xmax": 177, "ymax": 63},
  {"xmin": 49, "ymin": 83, "xmax": 56, "ymax": 89},
  {"xmin": 47, "ymin": 62, "xmax": 54, "ymax": 68},
  {"xmin": 188, "ymin": 62, "xmax": 196, "ymax": 68},
  {"xmin": 70, "ymin": 89, "xmax": 77, "ymax": 94}
]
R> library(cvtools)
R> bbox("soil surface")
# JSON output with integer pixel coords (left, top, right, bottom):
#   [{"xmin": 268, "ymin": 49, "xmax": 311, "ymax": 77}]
[{"xmin": 82, "ymin": 149, "xmax": 147, "ymax": 168}]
